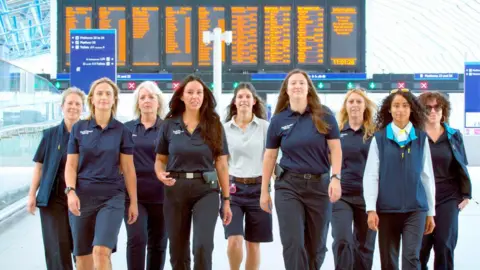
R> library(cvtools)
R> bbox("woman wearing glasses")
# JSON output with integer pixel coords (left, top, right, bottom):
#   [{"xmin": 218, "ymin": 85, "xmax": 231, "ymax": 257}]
[
  {"xmin": 363, "ymin": 88, "xmax": 436, "ymax": 269},
  {"xmin": 418, "ymin": 91, "xmax": 472, "ymax": 270}
]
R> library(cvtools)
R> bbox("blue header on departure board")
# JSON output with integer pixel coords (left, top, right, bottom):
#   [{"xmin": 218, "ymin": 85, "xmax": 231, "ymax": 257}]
[
  {"xmin": 57, "ymin": 73, "xmax": 172, "ymax": 81},
  {"xmin": 69, "ymin": 29, "xmax": 117, "ymax": 94},
  {"xmin": 414, "ymin": 73, "xmax": 459, "ymax": 80},
  {"xmin": 464, "ymin": 62, "xmax": 480, "ymax": 128},
  {"xmin": 251, "ymin": 73, "xmax": 367, "ymax": 81}
]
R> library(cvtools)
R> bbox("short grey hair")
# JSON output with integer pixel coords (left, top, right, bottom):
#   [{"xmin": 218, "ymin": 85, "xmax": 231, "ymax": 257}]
[
  {"xmin": 61, "ymin": 87, "xmax": 86, "ymax": 106},
  {"xmin": 133, "ymin": 81, "xmax": 165, "ymax": 118}
]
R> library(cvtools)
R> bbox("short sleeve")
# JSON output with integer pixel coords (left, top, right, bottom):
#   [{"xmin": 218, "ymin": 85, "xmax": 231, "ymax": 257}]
[
  {"xmin": 32, "ymin": 130, "xmax": 47, "ymax": 163},
  {"xmin": 266, "ymin": 117, "xmax": 281, "ymax": 149},
  {"xmin": 323, "ymin": 107, "xmax": 340, "ymax": 140},
  {"xmin": 221, "ymin": 126, "xmax": 229, "ymax": 156},
  {"xmin": 155, "ymin": 122, "xmax": 169, "ymax": 155},
  {"xmin": 120, "ymin": 126, "xmax": 134, "ymax": 155},
  {"xmin": 67, "ymin": 123, "xmax": 80, "ymax": 154}
]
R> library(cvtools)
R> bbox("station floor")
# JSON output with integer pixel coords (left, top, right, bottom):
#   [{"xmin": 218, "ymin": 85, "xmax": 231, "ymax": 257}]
[{"xmin": 1, "ymin": 168, "xmax": 479, "ymax": 269}]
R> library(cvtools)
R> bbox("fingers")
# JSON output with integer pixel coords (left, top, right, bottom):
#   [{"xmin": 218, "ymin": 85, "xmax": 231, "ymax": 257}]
[
  {"xmin": 424, "ymin": 218, "xmax": 435, "ymax": 235},
  {"xmin": 223, "ymin": 208, "xmax": 232, "ymax": 225},
  {"xmin": 128, "ymin": 211, "xmax": 138, "ymax": 225},
  {"xmin": 329, "ymin": 184, "xmax": 341, "ymax": 203},
  {"xmin": 163, "ymin": 178, "xmax": 176, "ymax": 186},
  {"xmin": 69, "ymin": 198, "xmax": 81, "ymax": 216}
]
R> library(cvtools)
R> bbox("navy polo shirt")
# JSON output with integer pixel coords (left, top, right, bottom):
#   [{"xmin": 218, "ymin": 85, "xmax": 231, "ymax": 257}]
[
  {"xmin": 340, "ymin": 123, "xmax": 372, "ymax": 196},
  {"xmin": 266, "ymin": 105, "xmax": 340, "ymax": 175},
  {"xmin": 124, "ymin": 117, "xmax": 164, "ymax": 204},
  {"xmin": 155, "ymin": 116, "xmax": 229, "ymax": 172},
  {"xmin": 67, "ymin": 118, "xmax": 134, "ymax": 196}
]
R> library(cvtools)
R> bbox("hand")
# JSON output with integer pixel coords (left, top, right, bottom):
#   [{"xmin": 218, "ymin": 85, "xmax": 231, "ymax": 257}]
[
  {"xmin": 367, "ymin": 211, "xmax": 379, "ymax": 231},
  {"xmin": 127, "ymin": 202, "xmax": 139, "ymax": 225},
  {"xmin": 260, "ymin": 190, "xmax": 273, "ymax": 214},
  {"xmin": 458, "ymin": 199, "xmax": 469, "ymax": 211},
  {"xmin": 157, "ymin": 171, "xmax": 176, "ymax": 186},
  {"xmin": 26, "ymin": 194, "xmax": 36, "ymax": 215},
  {"xmin": 424, "ymin": 216, "xmax": 435, "ymax": 235},
  {"xmin": 328, "ymin": 178, "xmax": 341, "ymax": 203},
  {"xmin": 222, "ymin": 202, "xmax": 232, "ymax": 225},
  {"xmin": 67, "ymin": 192, "xmax": 81, "ymax": 216}
]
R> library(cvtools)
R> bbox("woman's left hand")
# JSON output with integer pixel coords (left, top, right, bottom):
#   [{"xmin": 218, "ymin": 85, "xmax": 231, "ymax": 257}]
[
  {"xmin": 222, "ymin": 202, "xmax": 232, "ymax": 225},
  {"xmin": 424, "ymin": 216, "xmax": 435, "ymax": 235},
  {"xmin": 127, "ymin": 202, "xmax": 139, "ymax": 225},
  {"xmin": 328, "ymin": 178, "xmax": 342, "ymax": 203},
  {"xmin": 458, "ymin": 199, "xmax": 469, "ymax": 211}
]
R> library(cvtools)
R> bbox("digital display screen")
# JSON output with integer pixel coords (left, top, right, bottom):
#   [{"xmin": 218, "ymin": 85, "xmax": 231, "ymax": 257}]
[
  {"xmin": 231, "ymin": 6, "xmax": 258, "ymax": 65},
  {"xmin": 132, "ymin": 7, "xmax": 160, "ymax": 66},
  {"xmin": 198, "ymin": 7, "xmax": 226, "ymax": 66},
  {"xmin": 297, "ymin": 6, "xmax": 324, "ymax": 64},
  {"xmin": 98, "ymin": 7, "xmax": 127, "ymax": 66},
  {"xmin": 330, "ymin": 6, "xmax": 357, "ymax": 66},
  {"xmin": 264, "ymin": 6, "xmax": 291, "ymax": 65},
  {"xmin": 165, "ymin": 6, "xmax": 192, "ymax": 66},
  {"xmin": 64, "ymin": 7, "xmax": 92, "ymax": 66}
]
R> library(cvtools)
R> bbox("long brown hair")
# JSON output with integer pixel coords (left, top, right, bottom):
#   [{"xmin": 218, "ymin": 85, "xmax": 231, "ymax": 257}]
[
  {"xmin": 418, "ymin": 91, "xmax": 451, "ymax": 123},
  {"xmin": 86, "ymin": 77, "xmax": 120, "ymax": 120},
  {"xmin": 165, "ymin": 75, "xmax": 223, "ymax": 157},
  {"xmin": 274, "ymin": 69, "xmax": 329, "ymax": 134},
  {"xmin": 225, "ymin": 82, "xmax": 266, "ymax": 122},
  {"xmin": 337, "ymin": 88, "xmax": 377, "ymax": 141}
]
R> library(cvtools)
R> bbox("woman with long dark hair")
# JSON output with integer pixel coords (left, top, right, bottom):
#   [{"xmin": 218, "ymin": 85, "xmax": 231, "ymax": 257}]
[
  {"xmin": 260, "ymin": 69, "xmax": 342, "ymax": 270},
  {"xmin": 418, "ymin": 91, "xmax": 472, "ymax": 270},
  {"xmin": 222, "ymin": 82, "xmax": 272, "ymax": 270},
  {"xmin": 154, "ymin": 74, "xmax": 232, "ymax": 270},
  {"xmin": 363, "ymin": 88, "xmax": 436, "ymax": 269}
]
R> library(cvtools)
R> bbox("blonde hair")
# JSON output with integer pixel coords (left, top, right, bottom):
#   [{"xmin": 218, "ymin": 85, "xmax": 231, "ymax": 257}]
[
  {"xmin": 61, "ymin": 87, "xmax": 86, "ymax": 106},
  {"xmin": 86, "ymin": 77, "xmax": 120, "ymax": 120},
  {"xmin": 337, "ymin": 88, "xmax": 377, "ymax": 141},
  {"xmin": 132, "ymin": 81, "xmax": 165, "ymax": 118}
]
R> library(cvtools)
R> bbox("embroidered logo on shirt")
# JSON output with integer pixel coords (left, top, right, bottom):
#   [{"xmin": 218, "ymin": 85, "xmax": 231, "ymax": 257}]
[
  {"xmin": 173, "ymin": 129, "xmax": 184, "ymax": 135},
  {"xmin": 281, "ymin": 123, "xmax": 294, "ymax": 130},
  {"xmin": 340, "ymin": 133, "xmax": 348, "ymax": 138},
  {"xmin": 132, "ymin": 134, "xmax": 137, "ymax": 137},
  {"xmin": 80, "ymin": 130, "xmax": 93, "ymax": 135}
]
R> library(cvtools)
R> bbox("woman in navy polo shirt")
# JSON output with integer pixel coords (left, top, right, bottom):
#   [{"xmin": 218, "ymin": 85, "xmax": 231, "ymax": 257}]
[
  {"xmin": 363, "ymin": 88, "xmax": 436, "ymax": 269},
  {"xmin": 260, "ymin": 69, "xmax": 342, "ymax": 270},
  {"xmin": 65, "ymin": 77, "xmax": 138, "ymax": 270},
  {"xmin": 154, "ymin": 74, "xmax": 232, "ymax": 270},
  {"xmin": 124, "ymin": 81, "xmax": 167, "ymax": 270},
  {"xmin": 331, "ymin": 88, "xmax": 377, "ymax": 270},
  {"xmin": 418, "ymin": 91, "xmax": 472, "ymax": 270},
  {"xmin": 221, "ymin": 82, "xmax": 272, "ymax": 270},
  {"xmin": 27, "ymin": 87, "xmax": 85, "ymax": 270}
]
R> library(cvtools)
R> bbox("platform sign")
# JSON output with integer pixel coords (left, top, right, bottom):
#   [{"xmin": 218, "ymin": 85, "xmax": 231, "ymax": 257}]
[
  {"xmin": 464, "ymin": 62, "xmax": 480, "ymax": 133},
  {"xmin": 70, "ymin": 29, "xmax": 117, "ymax": 94}
]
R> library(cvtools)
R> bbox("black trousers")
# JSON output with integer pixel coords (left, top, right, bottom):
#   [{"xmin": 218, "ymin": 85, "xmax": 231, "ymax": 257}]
[
  {"xmin": 39, "ymin": 192, "xmax": 74, "ymax": 270},
  {"xmin": 274, "ymin": 172, "xmax": 332, "ymax": 270},
  {"xmin": 124, "ymin": 202, "xmax": 168, "ymax": 270},
  {"xmin": 420, "ymin": 199, "xmax": 460, "ymax": 270},
  {"xmin": 163, "ymin": 177, "xmax": 219, "ymax": 270},
  {"xmin": 378, "ymin": 211, "xmax": 427, "ymax": 270},
  {"xmin": 331, "ymin": 195, "xmax": 377, "ymax": 270}
]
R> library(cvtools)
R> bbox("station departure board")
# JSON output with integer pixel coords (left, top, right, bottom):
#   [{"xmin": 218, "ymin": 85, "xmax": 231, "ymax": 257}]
[
  {"xmin": 198, "ymin": 7, "xmax": 225, "ymax": 66},
  {"xmin": 132, "ymin": 7, "xmax": 160, "ymax": 66},
  {"xmin": 98, "ymin": 7, "xmax": 127, "ymax": 66},
  {"xmin": 264, "ymin": 6, "xmax": 291, "ymax": 65},
  {"xmin": 64, "ymin": 7, "xmax": 92, "ymax": 66},
  {"xmin": 297, "ymin": 6, "xmax": 324, "ymax": 65},
  {"xmin": 165, "ymin": 6, "xmax": 192, "ymax": 66},
  {"xmin": 231, "ymin": 7, "xmax": 258, "ymax": 65},
  {"xmin": 330, "ymin": 6, "xmax": 357, "ymax": 66}
]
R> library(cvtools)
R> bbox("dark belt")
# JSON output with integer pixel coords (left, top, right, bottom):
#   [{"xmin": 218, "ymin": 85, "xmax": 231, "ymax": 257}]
[
  {"xmin": 233, "ymin": 176, "xmax": 261, "ymax": 185},
  {"xmin": 169, "ymin": 172, "xmax": 203, "ymax": 179},
  {"xmin": 284, "ymin": 171, "xmax": 328, "ymax": 181}
]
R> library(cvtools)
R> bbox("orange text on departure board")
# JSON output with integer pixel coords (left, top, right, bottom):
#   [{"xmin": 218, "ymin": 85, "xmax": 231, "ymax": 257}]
[
  {"xmin": 264, "ymin": 6, "xmax": 291, "ymax": 65},
  {"xmin": 65, "ymin": 6, "xmax": 92, "ymax": 65},
  {"xmin": 331, "ymin": 7, "xmax": 356, "ymax": 36},
  {"xmin": 132, "ymin": 7, "xmax": 158, "ymax": 39},
  {"xmin": 231, "ymin": 6, "xmax": 257, "ymax": 65},
  {"xmin": 331, "ymin": 58, "xmax": 356, "ymax": 65},
  {"xmin": 98, "ymin": 7, "xmax": 126, "ymax": 66},
  {"xmin": 198, "ymin": 6, "xmax": 225, "ymax": 66},
  {"xmin": 297, "ymin": 6, "xmax": 324, "ymax": 64},
  {"xmin": 165, "ymin": 6, "xmax": 192, "ymax": 66}
]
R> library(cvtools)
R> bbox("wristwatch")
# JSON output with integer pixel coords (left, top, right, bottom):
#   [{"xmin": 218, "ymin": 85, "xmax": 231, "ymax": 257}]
[
  {"xmin": 330, "ymin": 174, "xmax": 341, "ymax": 181},
  {"xmin": 223, "ymin": 196, "xmax": 231, "ymax": 201},
  {"xmin": 64, "ymin": 186, "xmax": 76, "ymax": 195}
]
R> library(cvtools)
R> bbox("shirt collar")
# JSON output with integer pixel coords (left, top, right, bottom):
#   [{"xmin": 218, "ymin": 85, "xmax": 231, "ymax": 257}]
[
  {"xmin": 287, "ymin": 105, "xmax": 311, "ymax": 116},
  {"xmin": 386, "ymin": 121, "xmax": 418, "ymax": 142},
  {"xmin": 87, "ymin": 117, "xmax": 117, "ymax": 130},
  {"xmin": 134, "ymin": 116, "xmax": 162, "ymax": 130},
  {"xmin": 227, "ymin": 115, "xmax": 260, "ymax": 128},
  {"xmin": 341, "ymin": 122, "xmax": 364, "ymax": 132}
]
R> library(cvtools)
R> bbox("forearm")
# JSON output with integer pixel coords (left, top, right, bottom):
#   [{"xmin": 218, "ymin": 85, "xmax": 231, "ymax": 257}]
[
  {"xmin": 124, "ymin": 170, "xmax": 138, "ymax": 203},
  {"xmin": 330, "ymin": 147, "xmax": 342, "ymax": 175},
  {"xmin": 65, "ymin": 164, "xmax": 78, "ymax": 188},
  {"xmin": 154, "ymin": 155, "xmax": 167, "ymax": 177},
  {"xmin": 28, "ymin": 164, "xmax": 42, "ymax": 196},
  {"xmin": 217, "ymin": 166, "xmax": 230, "ymax": 198},
  {"xmin": 261, "ymin": 154, "xmax": 276, "ymax": 192}
]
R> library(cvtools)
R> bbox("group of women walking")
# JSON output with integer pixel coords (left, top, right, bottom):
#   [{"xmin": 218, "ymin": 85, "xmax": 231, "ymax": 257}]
[{"xmin": 26, "ymin": 68, "xmax": 471, "ymax": 270}]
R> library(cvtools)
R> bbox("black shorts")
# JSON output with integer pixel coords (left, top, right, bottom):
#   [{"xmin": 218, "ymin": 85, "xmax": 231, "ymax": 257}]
[{"xmin": 220, "ymin": 180, "xmax": 273, "ymax": 243}]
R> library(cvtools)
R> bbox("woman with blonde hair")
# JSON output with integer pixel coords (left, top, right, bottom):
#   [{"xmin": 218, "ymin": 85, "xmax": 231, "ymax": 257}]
[
  {"xmin": 65, "ymin": 77, "xmax": 138, "ymax": 270},
  {"xmin": 123, "ymin": 81, "xmax": 168, "ymax": 270},
  {"xmin": 331, "ymin": 88, "xmax": 377, "ymax": 270}
]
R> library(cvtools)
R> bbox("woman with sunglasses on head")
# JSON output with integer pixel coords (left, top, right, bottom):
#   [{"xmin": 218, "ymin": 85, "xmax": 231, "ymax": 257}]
[
  {"xmin": 363, "ymin": 88, "xmax": 436, "ymax": 270},
  {"xmin": 222, "ymin": 82, "xmax": 273, "ymax": 270},
  {"xmin": 260, "ymin": 69, "xmax": 342, "ymax": 270},
  {"xmin": 154, "ymin": 75, "xmax": 232, "ymax": 270},
  {"xmin": 418, "ymin": 91, "xmax": 472, "ymax": 270},
  {"xmin": 331, "ymin": 88, "xmax": 377, "ymax": 270}
]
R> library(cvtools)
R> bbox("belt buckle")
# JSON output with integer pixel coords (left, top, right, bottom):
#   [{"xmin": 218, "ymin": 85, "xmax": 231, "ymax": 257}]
[
  {"xmin": 304, "ymin": 174, "xmax": 312, "ymax": 180},
  {"xmin": 186, "ymin": 172, "xmax": 194, "ymax": 179}
]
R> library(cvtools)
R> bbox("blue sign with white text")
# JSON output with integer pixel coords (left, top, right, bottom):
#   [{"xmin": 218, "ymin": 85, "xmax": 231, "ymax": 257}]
[
  {"xmin": 464, "ymin": 62, "xmax": 480, "ymax": 128},
  {"xmin": 414, "ymin": 73, "xmax": 459, "ymax": 80},
  {"xmin": 251, "ymin": 73, "xmax": 367, "ymax": 81},
  {"xmin": 57, "ymin": 73, "xmax": 172, "ymax": 81},
  {"xmin": 70, "ymin": 29, "xmax": 117, "ymax": 94}
]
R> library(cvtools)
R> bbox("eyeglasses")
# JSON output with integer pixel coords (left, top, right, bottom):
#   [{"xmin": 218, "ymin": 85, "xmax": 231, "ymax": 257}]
[
  {"xmin": 390, "ymin": 88, "xmax": 410, "ymax": 94},
  {"xmin": 425, "ymin": 105, "xmax": 442, "ymax": 112}
]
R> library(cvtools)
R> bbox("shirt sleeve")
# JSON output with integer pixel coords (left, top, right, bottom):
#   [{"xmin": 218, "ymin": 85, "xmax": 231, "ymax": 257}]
[
  {"xmin": 120, "ymin": 126, "xmax": 134, "ymax": 155},
  {"xmin": 421, "ymin": 137, "xmax": 436, "ymax": 216},
  {"xmin": 266, "ymin": 117, "xmax": 281, "ymax": 149},
  {"xmin": 155, "ymin": 122, "xmax": 169, "ymax": 155},
  {"xmin": 363, "ymin": 137, "xmax": 380, "ymax": 212},
  {"xmin": 221, "ymin": 125, "xmax": 229, "ymax": 156},
  {"xmin": 32, "ymin": 130, "xmax": 47, "ymax": 163},
  {"xmin": 325, "ymin": 112, "xmax": 340, "ymax": 140},
  {"xmin": 67, "ymin": 123, "xmax": 79, "ymax": 154}
]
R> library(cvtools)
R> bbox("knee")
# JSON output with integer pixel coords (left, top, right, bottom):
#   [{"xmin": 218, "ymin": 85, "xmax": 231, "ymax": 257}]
[
  {"xmin": 127, "ymin": 233, "xmax": 147, "ymax": 248},
  {"xmin": 227, "ymin": 236, "xmax": 243, "ymax": 253},
  {"xmin": 246, "ymin": 241, "xmax": 260, "ymax": 254},
  {"xmin": 93, "ymin": 246, "xmax": 111, "ymax": 262},
  {"xmin": 434, "ymin": 241, "xmax": 455, "ymax": 255}
]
